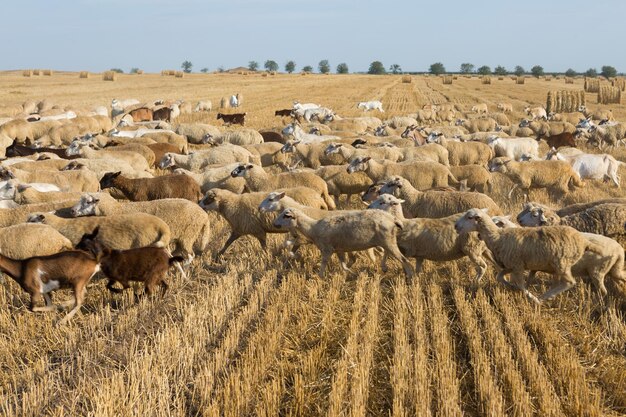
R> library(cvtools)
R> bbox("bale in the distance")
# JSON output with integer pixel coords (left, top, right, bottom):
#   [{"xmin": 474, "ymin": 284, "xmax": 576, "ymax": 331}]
[
  {"xmin": 23, "ymin": 70, "xmax": 33, "ymax": 77},
  {"xmin": 102, "ymin": 71, "xmax": 116, "ymax": 81},
  {"xmin": 402, "ymin": 75, "xmax": 412, "ymax": 83},
  {"xmin": 79, "ymin": 71, "xmax": 89, "ymax": 79}
]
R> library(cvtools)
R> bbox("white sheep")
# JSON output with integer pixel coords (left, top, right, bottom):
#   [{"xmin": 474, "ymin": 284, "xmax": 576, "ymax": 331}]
[
  {"xmin": 487, "ymin": 136, "xmax": 539, "ymax": 161},
  {"xmin": 274, "ymin": 207, "xmax": 413, "ymax": 278},
  {"xmin": 545, "ymin": 147, "xmax": 622, "ymax": 187},
  {"xmin": 357, "ymin": 101, "xmax": 384, "ymax": 112},
  {"xmin": 282, "ymin": 123, "xmax": 339, "ymax": 144},
  {"xmin": 497, "ymin": 103, "xmax": 513, "ymax": 113},
  {"xmin": 455, "ymin": 208, "xmax": 600, "ymax": 303},
  {"xmin": 323, "ymin": 142, "xmax": 404, "ymax": 163},
  {"xmin": 367, "ymin": 193, "xmax": 494, "ymax": 280},
  {"xmin": 175, "ymin": 123, "xmax": 221, "ymax": 144},
  {"xmin": 455, "ymin": 117, "xmax": 497, "ymax": 133},
  {"xmin": 0, "ymin": 166, "xmax": 99, "ymax": 193},
  {"xmin": 203, "ymin": 129, "xmax": 264, "ymax": 146},
  {"xmin": 194, "ymin": 100, "xmax": 212, "ymax": 112},
  {"xmin": 158, "ymin": 144, "xmax": 258, "ymax": 172},
  {"xmin": 471, "ymin": 103, "xmax": 488, "ymax": 114}
]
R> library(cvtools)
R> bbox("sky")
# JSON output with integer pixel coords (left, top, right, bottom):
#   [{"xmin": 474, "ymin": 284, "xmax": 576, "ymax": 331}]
[{"xmin": 2, "ymin": 0, "xmax": 624, "ymax": 74}]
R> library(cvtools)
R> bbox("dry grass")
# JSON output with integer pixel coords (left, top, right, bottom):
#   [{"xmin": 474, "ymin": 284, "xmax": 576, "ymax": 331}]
[{"xmin": 0, "ymin": 71, "xmax": 625, "ymax": 416}]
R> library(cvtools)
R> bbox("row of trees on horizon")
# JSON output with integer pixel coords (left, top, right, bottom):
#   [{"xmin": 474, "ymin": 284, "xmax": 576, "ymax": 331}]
[{"xmin": 109, "ymin": 61, "xmax": 620, "ymax": 78}]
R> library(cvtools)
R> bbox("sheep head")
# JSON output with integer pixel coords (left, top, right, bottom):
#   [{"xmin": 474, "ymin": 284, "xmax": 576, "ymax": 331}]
[
  {"xmin": 158, "ymin": 153, "xmax": 175, "ymax": 169},
  {"xmin": 27, "ymin": 213, "xmax": 46, "ymax": 223},
  {"xmin": 426, "ymin": 131, "xmax": 443, "ymax": 143},
  {"xmin": 258, "ymin": 191, "xmax": 286, "ymax": 213},
  {"xmin": 70, "ymin": 194, "xmax": 100, "ymax": 217},
  {"xmin": 351, "ymin": 138, "xmax": 368, "ymax": 148},
  {"xmin": 518, "ymin": 119, "xmax": 531, "ymax": 128},
  {"xmin": 201, "ymin": 133, "xmax": 216, "ymax": 145},
  {"xmin": 199, "ymin": 190, "xmax": 220, "ymax": 211},
  {"xmin": 0, "ymin": 168, "xmax": 15, "ymax": 180},
  {"xmin": 346, "ymin": 156, "xmax": 371, "ymax": 174},
  {"xmin": 230, "ymin": 164, "xmax": 253, "ymax": 178},
  {"xmin": 361, "ymin": 181, "xmax": 386, "ymax": 202},
  {"xmin": 280, "ymin": 140, "xmax": 299, "ymax": 154},
  {"xmin": 367, "ymin": 194, "xmax": 405, "ymax": 213},
  {"xmin": 491, "ymin": 215, "xmax": 516, "ymax": 229},
  {"xmin": 454, "ymin": 208, "xmax": 490, "ymax": 234},
  {"xmin": 324, "ymin": 143, "xmax": 343, "ymax": 156},
  {"xmin": 273, "ymin": 208, "xmax": 297, "ymax": 229},
  {"xmin": 488, "ymin": 157, "xmax": 511, "ymax": 173}
]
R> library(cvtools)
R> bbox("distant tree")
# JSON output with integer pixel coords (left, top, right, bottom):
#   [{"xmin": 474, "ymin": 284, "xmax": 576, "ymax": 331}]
[
  {"xmin": 513, "ymin": 66, "xmax": 525, "ymax": 76},
  {"xmin": 318, "ymin": 60, "xmax": 330, "ymax": 74},
  {"xmin": 217, "ymin": 66, "xmax": 225, "ymax": 73},
  {"xmin": 601, "ymin": 65, "xmax": 617, "ymax": 78},
  {"xmin": 129, "ymin": 67, "xmax": 140, "ymax": 74},
  {"xmin": 368, "ymin": 61, "xmax": 386, "ymax": 75},
  {"xmin": 264, "ymin": 60, "xmax": 279, "ymax": 72},
  {"xmin": 389, "ymin": 64, "xmax": 402, "ymax": 74},
  {"xmin": 200, "ymin": 68, "xmax": 209, "ymax": 73},
  {"xmin": 302, "ymin": 65, "xmax": 313, "ymax": 73},
  {"xmin": 531, "ymin": 65, "xmax": 544, "ymax": 77},
  {"xmin": 585, "ymin": 68, "xmax": 598, "ymax": 77},
  {"xmin": 285, "ymin": 61, "xmax": 296, "ymax": 73},
  {"xmin": 336, "ymin": 63, "xmax": 349, "ymax": 74},
  {"xmin": 429, "ymin": 62, "xmax": 446, "ymax": 75},
  {"xmin": 248, "ymin": 61, "xmax": 259, "ymax": 71},
  {"xmin": 477, "ymin": 65, "xmax": 491, "ymax": 75},
  {"xmin": 181, "ymin": 60, "xmax": 193, "ymax": 73},
  {"xmin": 110, "ymin": 68, "xmax": 124, "ymax": 73},
  {"xmin": 565, "ymin": 68, "xmax": 577, "ymax": 77},
  {"xmin": 460, "ymin": 63, "xmax": 474, "ymax": 74},
  {"xmin": 493, "ymin": 65, "xmax": 508, "ymax": 76}
]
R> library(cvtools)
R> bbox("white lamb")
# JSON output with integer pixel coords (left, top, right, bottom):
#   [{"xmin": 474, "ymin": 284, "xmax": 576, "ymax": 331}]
[
  {"xmin": 545, "ymin": 147, "xmax": 622, "ymax": 187},
  {"xmin": 357, "ymin": 101, "xmax": 384, "ymax": 112},
  {"xmin": 488, "ymin": 136, "xmax": 539, "ymax": 161}
]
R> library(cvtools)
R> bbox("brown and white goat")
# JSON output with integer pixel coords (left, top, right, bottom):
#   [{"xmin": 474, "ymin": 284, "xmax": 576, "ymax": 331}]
[
  {"xmin": 77, "ymin": 228, "xmax": 184, "ymax": 296},
  {"xmin": 0, "ymin": 247, "xmax": 100, "ymax": 324}
]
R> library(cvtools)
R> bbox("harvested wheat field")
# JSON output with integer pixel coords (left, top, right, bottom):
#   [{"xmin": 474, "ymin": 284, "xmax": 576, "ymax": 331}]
[{"xmin": 1, "ymin": 71, "xmax": 626, "ymax": 417}]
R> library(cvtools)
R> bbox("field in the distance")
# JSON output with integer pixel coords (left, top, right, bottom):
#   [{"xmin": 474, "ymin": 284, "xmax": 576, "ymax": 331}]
[{"xmin": 0, "ymin": 72, "xmax": 625, "ymax": 417}]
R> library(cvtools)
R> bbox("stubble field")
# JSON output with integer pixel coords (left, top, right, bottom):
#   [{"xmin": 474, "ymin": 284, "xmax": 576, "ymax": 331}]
[{"xmin": 0, "ymin": 71, "xmax": 625, "ymax": 416}]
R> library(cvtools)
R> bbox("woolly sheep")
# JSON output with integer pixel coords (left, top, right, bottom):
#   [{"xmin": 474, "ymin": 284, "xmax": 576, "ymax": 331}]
[
  {"xmin": 275, "ymin": 140, "xmax": 345, "ymax": 169},
  {"xmin": 61, "ymin": 159, "xmax": 153, "ymax": 180},
  {"xmin": 28, "ymin": 211, "xmax": 171, "ymax": 251},
  {"xmin": 242, "ymin": 142, "xmax": 284, "ymax": 167},
  {"xmin": 66, "ymin": 141, "xmax": 151, "ymax": 172},
  {"xmin": 203, "ymin": 129, "xmax": 264, "ymax": 146},
  {"xmin": 578, "ymin": 105, "xmax": 613, "ymax": 122},
  {"xmin": 455, "ymin": 208, "xmax": 600, "ymax": 303},
  {"xmin": 517, "ymin": 202, "xmax": 626, "ymax": 247},
  {"xmin": 230, "ymin": 163, "xmax": 336, "ymax": 210},
  {"xmin": 524, "ymin": 106, "xmax": 547, "ymax": 120},
  {"xmin": 0, "ymin": 167, "xmax": 99, "ymax": 192},
  {"xmin": 448, "ymin": 165, "xmax": 492, "ymax": 193},
  {"xmin": 547, "ymin": 111, "xmax": 585, "ymax": 124},
  {"xmin": 347, "ymin": 156, "xmax": 458, "ymax": 191},
  {"xmin": 0, "ymin": 200, "xmax": 77, "ymax": 227},
  {"xmin": 455, "ymin": 117, "xmax": 497, "ymax": 133},
  {"xmin": 385, "ymin": 116, "xmax": 418, "ymax": 129},
  {"xmin": 519, "ymin": 119, "xmax": 575, "ymax": 138},
  {"xmin": 0, "ymin": 223, "xmax": 72, "ymax": 259},
  {"xmin": 371, "ymin": 176, "xmax": 502, "ymax": 218},
  {"xmin": 14, "ymin": 186, "xmax": 113, "ymax": 205},
  {"xmin": 282, "ymin": 123, "xmax": 340, "ymax": 144},
  {"xmin": 158, "ymin": 144, "xmax": 259, "ymax": 172},
  {"xmin": 313, "ymin": 165, "xmax": 372, "ymax": 204},
  {"xmin": 489, "ymin": 157, "xmax": 583, "ymax": 199},
  {"xmin": 173, "ymin": 165, "xmax": 246, "ymax": 193},
  {"xmin": 199, "ymin": 187, "xmax": 327, "ymax": 259},
  {"xmin": 175, "ymin": 123, "xmax": 221, "ymax": 144},
  {"xmin": 487, "ymin": 136, "xmax": 539, "ymax": 161},
  {"xmin": 69, "ymin": 194, "xmax": 212, "ymax": 262},
  {"xmin": 367, "ymin": 193, "xmax": 493, "ymax": 280},
  {"xmin": 194, "ymin": 100, "xmax": 212, "ymax": 112},
  {"xmin": 323, "ymin": 142, "xmax": 403, "ymax": 163},
  {"xmin": 497, "ymin": 103, "xmax": 513, "ymax": 113},
  {"xmin": 426, "ymin": 132, "xmax": 492, "ymax": 166},
  {"xmin": 274, "ymin": 208, "xmax": 415, "ymax": 279},
  {"xmin": 489, "ymin": 112, "xmax": 511, "ymax": 126},
  {"xmin": 471, "ymin": 103, "xmax": 488, "ymax": 114}
]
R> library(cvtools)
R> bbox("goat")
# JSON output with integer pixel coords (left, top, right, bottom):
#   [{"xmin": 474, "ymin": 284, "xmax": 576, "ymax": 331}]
[{"xmin": 217, "ymin": 112, "xmax": 246, "ymax": 126}]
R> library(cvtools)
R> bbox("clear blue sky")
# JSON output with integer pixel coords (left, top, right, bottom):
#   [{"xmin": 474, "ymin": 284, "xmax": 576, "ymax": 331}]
[{"xmin": 2, "ymin": 0, "xmax": 624, "ymax": 74}]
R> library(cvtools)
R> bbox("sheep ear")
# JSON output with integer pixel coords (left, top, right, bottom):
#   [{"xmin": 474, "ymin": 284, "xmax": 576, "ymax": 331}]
[
  {"xmin": 363, "ymin": 156, "xmax": 372, "ymax": 162},
  {"xmin": 480, "ymin": 208, "xmax": 489, "ymax": 213},
  {"xmin": 246, "ymin": 164, "xmax": 254, "ymax": 169},
  {"xmin": 397, "ymin": 199, "xmax": 405, "ymax": 204},
  {"xmin": 277, "ymin": 192, "xmax": 286, "ymax": 199},
  {"xmin": 504, "ymin": 215, "xmax": 511, "ymax": 220}
]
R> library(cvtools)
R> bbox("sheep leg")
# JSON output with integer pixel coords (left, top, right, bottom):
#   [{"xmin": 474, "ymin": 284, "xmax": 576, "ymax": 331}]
[
  {"xmin": 215, "ymin": 232, "xmax": 240, "ymax": 261},
  {"xmin": 319, "ymin": 250, "xmax": 333, "ymax": 278},
  {"xmin": 589, "ymin": 269, "xmax": 608, "ymax": 297},
  {"xmin": 338, "ymin": 252, "xmax": 353, "ymax": 273},
  {"xmin": 510, "ymin": 271, "xmax": 541, "ymax": 304},
  {"xmin": 507, "ymin": 184, "xmax": 519, "ymax": 199},
  {"xmin": 383, "ymin": 245, "xmax": 414, "ymax": 280},
  {"xmin": 57, "ymin": 286, "xmax": 87, "ymax": 325},
  {"xmin": 539, "ymin": 269, "xmax": 577, "ymax": 301},
  {"xmin": 467, "ymin": 252, "xmax": 488, "ymax": 281},
  {"xmin": 381, "ymin": 253, "xmax": 388, "ymax": 273}
]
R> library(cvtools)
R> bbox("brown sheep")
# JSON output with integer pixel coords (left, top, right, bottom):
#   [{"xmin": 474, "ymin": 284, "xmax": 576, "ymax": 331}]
[{"xmin": 100, "ymin": 172, "xmax": 202, "ymax": 202}]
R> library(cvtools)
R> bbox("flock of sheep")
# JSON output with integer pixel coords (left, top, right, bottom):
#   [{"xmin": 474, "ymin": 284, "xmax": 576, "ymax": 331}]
[{"xmin": 0, "ymin": 93, "xmax": 624, "ymax": 324}]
